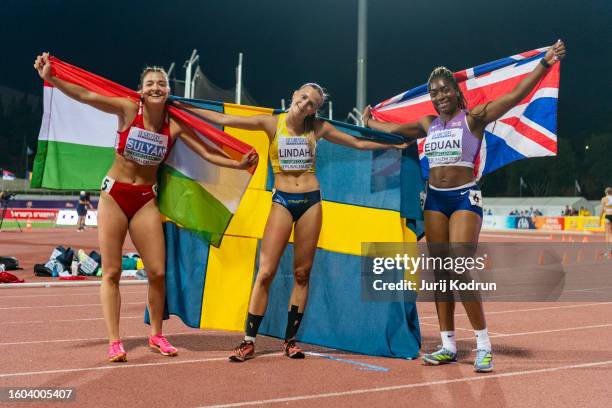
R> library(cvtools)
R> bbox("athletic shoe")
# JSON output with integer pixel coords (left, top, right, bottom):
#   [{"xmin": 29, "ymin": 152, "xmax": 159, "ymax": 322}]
[
  {"xmin": 108, "ymin": 340, "xmax": 127, "ymax": 363},
  {"xmin": 474, "ymin": 349, "xmax": 493, "ymax": 372},
  {"xmin": 422, "ymin": 347, "xmax": 457, "ymax": 365},
  {"xmin": 283, "ymin": 339, "xmax": 305, "ymax": 359},
  {"xmin": 148, "ymin": 334, "xmax": 178, "ymax": 357},
  {"xmin": 229, "ymin": 340, "xmax": 255, "ymax": 362}
]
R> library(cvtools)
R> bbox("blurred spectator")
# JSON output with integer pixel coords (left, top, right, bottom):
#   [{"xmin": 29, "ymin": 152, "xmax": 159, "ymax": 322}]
[{"xmin": 77, "ymin": 191, "xmax": 93, "ymax": 231}]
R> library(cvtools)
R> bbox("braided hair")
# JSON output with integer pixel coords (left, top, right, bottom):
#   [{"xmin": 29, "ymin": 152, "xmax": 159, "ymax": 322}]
[
  {"xmin": 427, "ymin": 66, "xmax": 491, "ymax": 122},
  {"xmin": 427, "ymin": 66, "xmax": 467, "ymax": 110}
]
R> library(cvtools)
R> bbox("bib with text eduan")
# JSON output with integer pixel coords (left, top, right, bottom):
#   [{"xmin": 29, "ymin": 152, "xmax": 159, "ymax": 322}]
[
  {"xmin": 278, "ymin": 136, "xmax": 314, "ymax": 171},
  {"xmin": 423, "ymin": 128, "xmax": 463, "ymax": 166},
  {"xmin": 123, "ymin": 127, "xmax": 169, "ymax": 166}
]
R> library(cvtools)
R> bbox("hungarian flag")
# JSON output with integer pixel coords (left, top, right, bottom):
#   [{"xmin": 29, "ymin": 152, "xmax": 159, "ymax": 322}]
[
  {"xmin": 372, "ymin": 47, "xmax": 560, "ymax": 180},
  {"xmin": 32, "ymin": 56, "xmax": 256, "ymax": 246}
]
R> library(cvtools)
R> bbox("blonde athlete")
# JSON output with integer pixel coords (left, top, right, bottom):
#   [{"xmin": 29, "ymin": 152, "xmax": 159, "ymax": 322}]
[{"xmin": 180, "ymin": 83, "xmax": 409, "ymax": 361}]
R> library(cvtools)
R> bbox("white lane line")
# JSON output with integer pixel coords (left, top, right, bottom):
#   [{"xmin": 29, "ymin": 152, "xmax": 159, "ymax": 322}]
[
  {"xmin": 418, "ymin": 302, "xmax": 612, "ymax": 320},
  {"xmin": 418, "ymin": 322, "xmax": 506, "ymax": 336},
  {"xmin": 0, "ymin": 302, "xmax": 144, "ymax": 310},
  {"xmin": 196, "ymin": 360, "xmax": 612, "ymax": 407},
  {"xmin": 0, "ymin": 290, "xmax": 146, "ymax": 299},
  {"xmin": 0, "ymin": 281, "xmax": 147, "ymax": 289},
  {"xmin": 456, "ymin": 323, "xmax": 612, "ymax": 341},
  {"xmin": 0, "ymin": 353, "xmax": 283, "ymax": 379},
  {"xmin": 480, "ymin": 233, "xmax": 550, "ymax": 240},
  {"xmin": 0, "ymin": 316, "xmax": 142, "ymax": 325},
  {"xmin": 0, "ymin": 331, "xmax": 198, "ymax": 346}
]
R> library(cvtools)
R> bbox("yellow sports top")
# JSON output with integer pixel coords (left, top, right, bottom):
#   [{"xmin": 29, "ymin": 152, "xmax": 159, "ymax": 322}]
[{"xmin": 269, "ymin": 113, "xmax": 316, "ymax": 174}]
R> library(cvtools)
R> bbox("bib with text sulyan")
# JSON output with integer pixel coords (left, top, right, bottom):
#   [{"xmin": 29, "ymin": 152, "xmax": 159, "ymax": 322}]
[{"xmin": 123, "ymin": 127, "xmax": 169, "ymax": 166}]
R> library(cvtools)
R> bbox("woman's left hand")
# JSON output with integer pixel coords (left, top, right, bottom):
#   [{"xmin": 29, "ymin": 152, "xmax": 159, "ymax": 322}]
[
  {"xmin": 238, "ymin": 148, "xmax": 259, "ymax": 169},
  {"xmin": 544, "ymin": 39, "xmax": 566, "ymax": 65}
]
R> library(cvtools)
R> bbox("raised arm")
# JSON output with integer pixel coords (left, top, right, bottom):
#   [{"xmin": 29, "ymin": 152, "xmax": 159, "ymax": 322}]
[
  {"xmin": 317, "ymin": 120, "xmax": 412, "ymax": 150},
  {"xmin": 362, "ymin": 105, "xmax": 432, "ymax": 139},
  {"xmin": 34, "ymin": 53, "xmax": 133, "ymax": 117},
  {"xmin": 469, "ymin": 40, "xmax": 566, "ymax": 129},
  {"xmin": 172, "ymin": 120, "xmax": 258, "ymax": 170},
  {"xmin": 175, "ymin": 102, "xmax": 276, "ymax": 135}
]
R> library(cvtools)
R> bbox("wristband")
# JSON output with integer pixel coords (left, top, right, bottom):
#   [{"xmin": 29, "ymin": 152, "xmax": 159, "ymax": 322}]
[{"xmin": 540, "ymin": 58, "xmax": 551, "ymax": 69}]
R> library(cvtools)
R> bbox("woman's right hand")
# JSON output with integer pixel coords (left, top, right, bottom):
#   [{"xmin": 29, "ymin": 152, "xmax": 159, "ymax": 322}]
[
  {"xmin": 33, "ymin": 52, "xmax": 52, "ymax": 81},
  {"xmin": 362, "ymin": 105, "xmax": 373, "ymax": 127}
]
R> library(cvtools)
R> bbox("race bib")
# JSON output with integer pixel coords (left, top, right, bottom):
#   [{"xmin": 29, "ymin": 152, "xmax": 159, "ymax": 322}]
[
  {"xmin": 278, "ymin": 136, "xmax": 314, "ymax": 171},
  {"xmin": 420, "ymin": 191, "xmax": 427, "ymax": 210},
  {"xmin": 468, "ymin": 189, "xmax": 483, "ymax": 208},
  {"xmin": 123, "ymin": 127, "xmax": 168, "ymax": 166},
  {"xmin": 423, "ymin": 128, "xmax": 463, "ymax": 166}
]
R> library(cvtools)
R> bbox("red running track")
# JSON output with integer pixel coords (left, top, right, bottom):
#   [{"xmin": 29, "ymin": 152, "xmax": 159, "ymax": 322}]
[{"xmin": 0, "ymin": 228, "xmax": 611, "ymax": 407}]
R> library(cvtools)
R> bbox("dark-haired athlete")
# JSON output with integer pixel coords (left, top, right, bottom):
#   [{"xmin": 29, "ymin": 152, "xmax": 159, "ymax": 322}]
[
  {"xmin": 364, "ymin": 40, "xmax": 566, "ymax": 372},
  {"xmin": 34, "ymin": 53, "xmax": 257, "ymax": 362}
]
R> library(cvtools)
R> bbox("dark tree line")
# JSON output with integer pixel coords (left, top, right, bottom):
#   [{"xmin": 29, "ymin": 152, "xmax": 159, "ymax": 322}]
[{"xmin": 0, "ymin": 93, "xmax": 41, "ymax": 178}]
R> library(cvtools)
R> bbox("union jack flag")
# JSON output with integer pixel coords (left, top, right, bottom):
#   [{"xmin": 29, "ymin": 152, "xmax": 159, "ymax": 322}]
[{"xmin": 372, "ymin": 47, "xmax": 560, "ymax": 180}]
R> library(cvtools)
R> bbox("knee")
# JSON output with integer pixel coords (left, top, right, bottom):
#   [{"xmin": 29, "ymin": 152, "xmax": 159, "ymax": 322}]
[
  {"xmin": 102, "ymin": 267, "xmax": 121, "ymax": 284},
  {"xmin": 294, "ymin": 265, "xmax": 312, "ymax": 287},
  {"xmin": 146, "ymin": 266, "xmax": 165, "ymax": 283},
  {"xmin": 449, "ymin": 242, "xmax": 477, "ymax": 258},
  {"xmin": 255, "ymin": 269, "xmax": 275, "ymax": 288}
]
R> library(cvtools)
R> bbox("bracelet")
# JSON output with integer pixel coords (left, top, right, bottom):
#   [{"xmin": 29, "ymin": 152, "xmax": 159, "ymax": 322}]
[{"xmin": 540, "ymin": 58, "xmax": 551, "ymax": 69}]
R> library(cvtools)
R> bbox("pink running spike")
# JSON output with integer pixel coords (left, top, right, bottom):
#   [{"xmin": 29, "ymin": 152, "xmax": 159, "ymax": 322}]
[
  {"xmin": 149, "ymin": 334, "xmax": 178, "ymax": 357},
  {"xmin": 108, "ymin": 340, "xmax": 127, "ymax": 363}
]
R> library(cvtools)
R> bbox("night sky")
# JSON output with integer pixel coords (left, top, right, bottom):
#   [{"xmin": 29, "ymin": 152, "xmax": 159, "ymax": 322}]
[{"xmin": 1, "ymin": 0, "xmax": 611, "ymax": 141}]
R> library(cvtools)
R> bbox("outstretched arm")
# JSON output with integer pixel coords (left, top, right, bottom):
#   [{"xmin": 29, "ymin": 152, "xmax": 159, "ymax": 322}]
[
  {"xmin": 362, "ymin": 105, "xmax": 432, "ymax": 139},
  {"xmin": 469, "ymin": 40, "xmax": 566, "ymax": 128},
  {"xmin": 173, "ymin": 120, "xmax": 258, "ymax": 170},
  {"xmin": 33, "ymin": 53, "xmax": 133, "ymax": 117},
  {"xmin": 318, "ymin": 120, "xmax": 413, "ymax": 150},
  {"xmin": 174, "ymin": 102, "xmax": 275, "ymax": 134}
]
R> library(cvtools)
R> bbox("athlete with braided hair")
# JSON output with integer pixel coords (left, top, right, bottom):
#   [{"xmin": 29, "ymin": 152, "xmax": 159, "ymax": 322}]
[{"xmin": 364, "ymin": 40, "xmax": 566, "ymax": 372}]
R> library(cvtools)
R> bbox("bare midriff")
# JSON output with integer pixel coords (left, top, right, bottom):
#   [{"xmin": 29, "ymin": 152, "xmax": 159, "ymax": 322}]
[
  {"xmin": 428, "ymin": 166, "xmax": 474, "ymax": 189},
  {"xmin": 106, "ymin": 154, "xmax": 160, "ymax": 185},
  {"xmin": 273, "ymin": 172, "xmax": 320, "ymax": 193}
]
